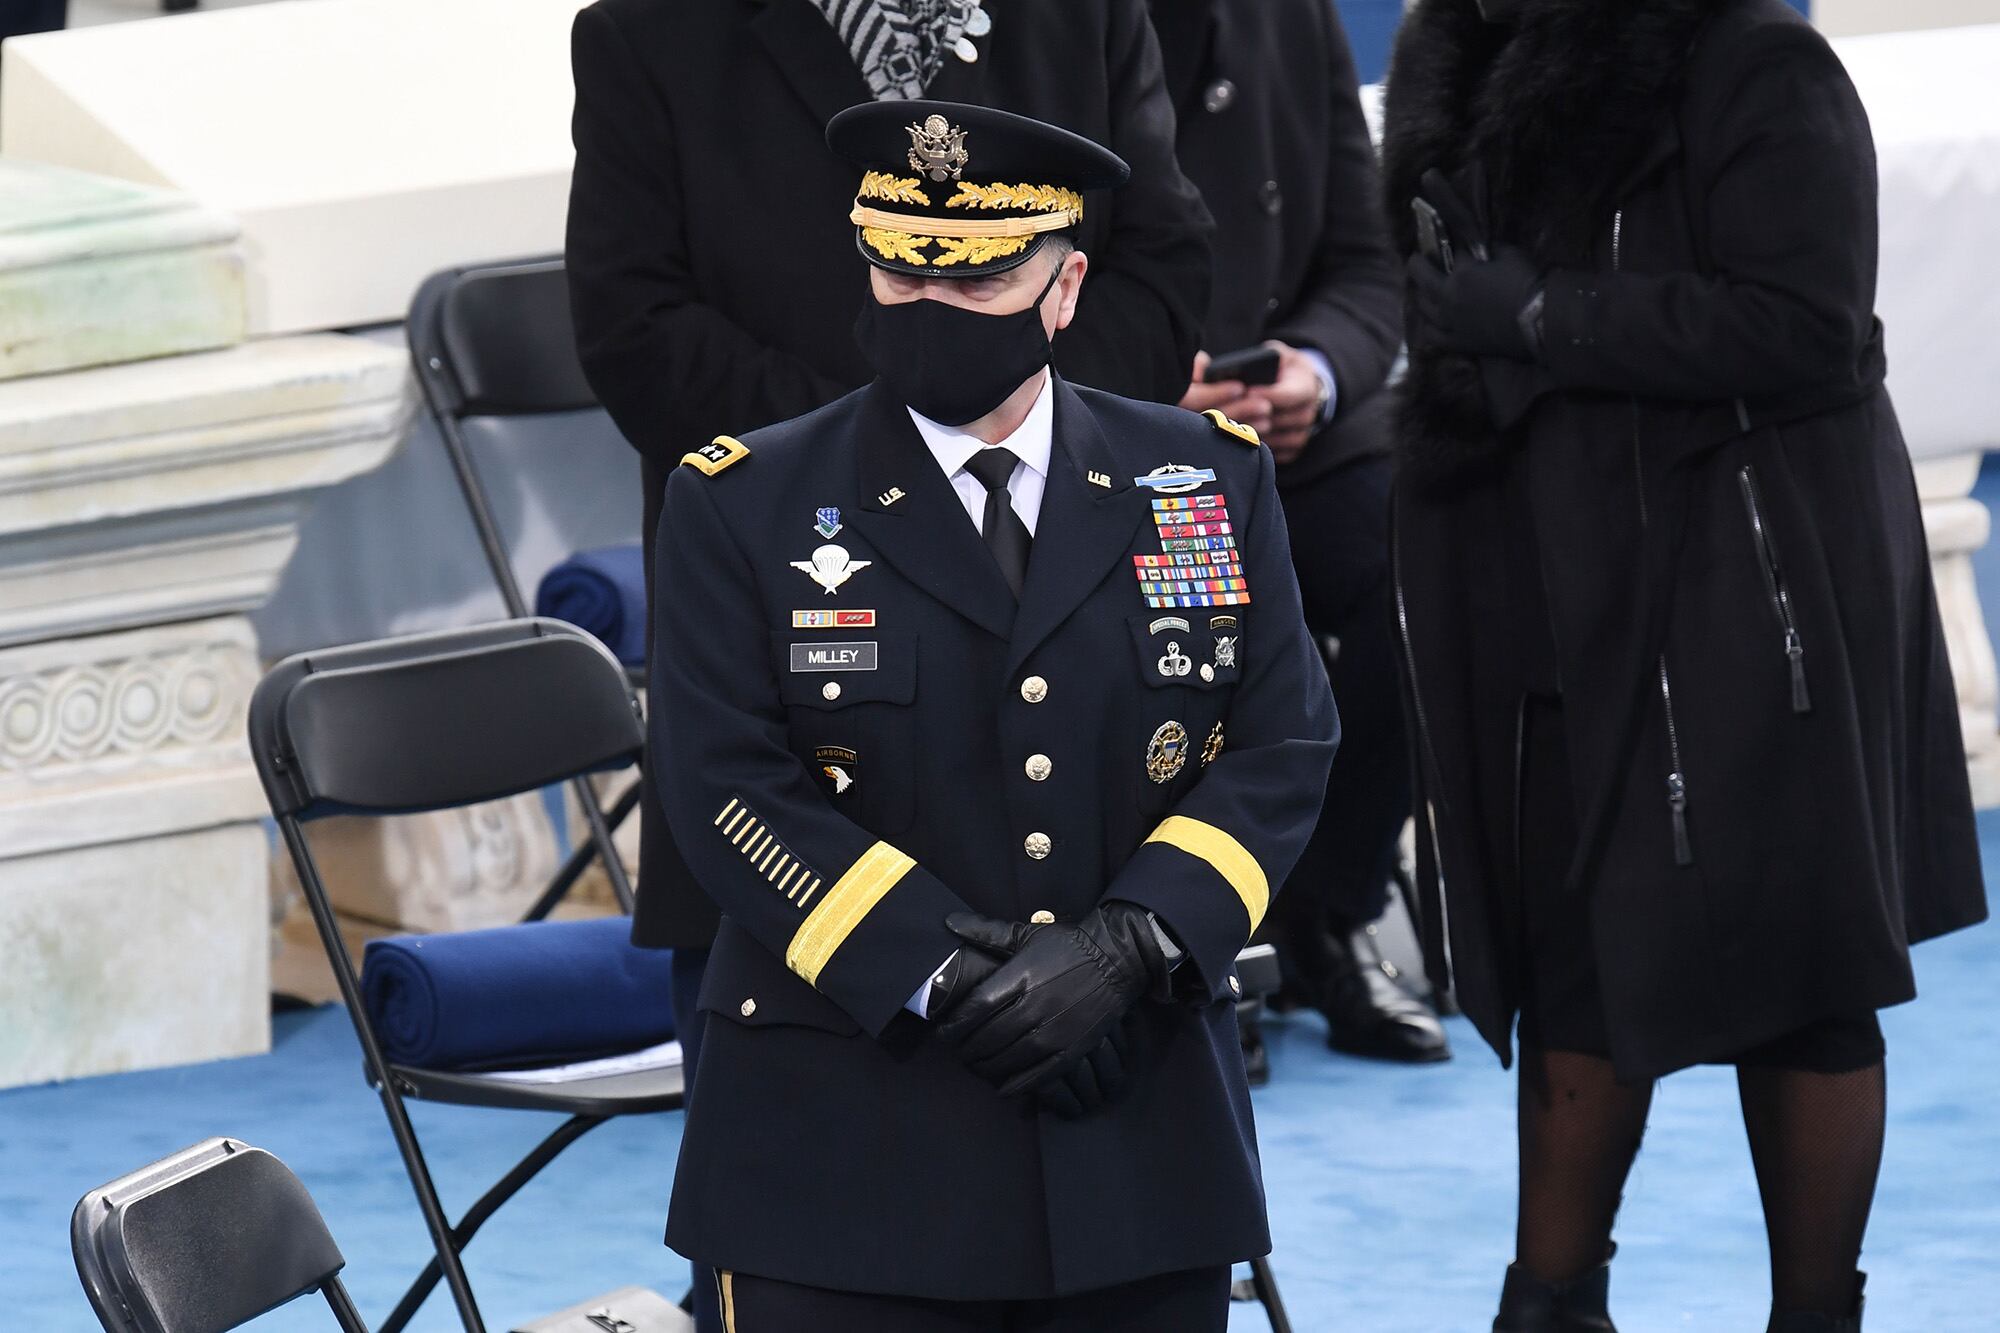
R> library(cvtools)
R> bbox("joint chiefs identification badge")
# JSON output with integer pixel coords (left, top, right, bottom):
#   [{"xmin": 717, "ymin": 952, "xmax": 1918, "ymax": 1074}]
[
  {"xmin": 815, "ymin": 746, "xmax": 858, "ymax": 796},
  {"xmin": 1146, "ymin": 720, "xmax": 1190, "ymax": 784}
]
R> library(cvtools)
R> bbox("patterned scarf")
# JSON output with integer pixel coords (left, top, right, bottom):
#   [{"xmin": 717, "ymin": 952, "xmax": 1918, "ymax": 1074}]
[{"xmin": 813, "ymin": 0, "xmax": 975, "ymax": 101}]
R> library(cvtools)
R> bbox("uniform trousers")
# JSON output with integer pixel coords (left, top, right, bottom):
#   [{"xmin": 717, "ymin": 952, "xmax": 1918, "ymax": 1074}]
[
  {"xmin": 715, "ymin": 1265, "xmax": 1233, "ymax": 1332},
  {"xmin": 1271, "ymin": 453, "xmax": 1409, "ymax": 935}
]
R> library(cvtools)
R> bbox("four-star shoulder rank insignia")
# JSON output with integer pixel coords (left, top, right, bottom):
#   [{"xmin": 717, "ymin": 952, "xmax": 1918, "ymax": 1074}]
[
  {"xmin": 683, "ymin": 435, "xmax": 751, "ymax": 476},
  {"xmin": 1202, "ymin": 409, "xmax": 1262, "ymax": 447}
]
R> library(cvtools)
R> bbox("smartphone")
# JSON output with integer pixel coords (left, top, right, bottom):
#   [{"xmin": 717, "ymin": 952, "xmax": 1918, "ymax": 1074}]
[
  {"xmin": 1203, "ymin": 345, "xmax": 1282, "ymax": 386},
  {"xmin": 1412, "ymin": 198, "xmax": 1455, "ymax": 273}
]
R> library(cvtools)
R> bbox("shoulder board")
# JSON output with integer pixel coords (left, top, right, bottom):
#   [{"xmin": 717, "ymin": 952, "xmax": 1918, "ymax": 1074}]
[
  {"xmin": 682, "ymin": 435, "xmax": 750, "ymax": 476},
  {"xmin": 1203, "ymin": 409, "xmax": 1262, "ymax": 447}
]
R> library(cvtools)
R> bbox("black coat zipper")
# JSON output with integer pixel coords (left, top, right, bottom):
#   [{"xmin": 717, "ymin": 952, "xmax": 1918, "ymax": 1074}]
[
  {"xmin": 1737, "ymin": 465, "xmax": 1812, "ymax": 714},
  {"xmin": 1617, "ymin": 209, "xmax": 1695, "ymax": 867}
]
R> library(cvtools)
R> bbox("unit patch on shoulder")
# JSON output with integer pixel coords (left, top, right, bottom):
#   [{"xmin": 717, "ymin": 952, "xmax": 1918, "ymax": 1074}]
[
  {"xmin": 682, "ymin": 435, "xmax": 751, "ymax": 476},
  {"xmin": 1202, "ymin": 409, "xmax": 1262, "ymax": 447}
]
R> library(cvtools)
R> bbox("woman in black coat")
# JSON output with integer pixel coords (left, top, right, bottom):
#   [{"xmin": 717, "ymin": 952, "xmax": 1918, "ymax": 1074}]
[{"xmin": 1382, "ymin": 1, "xmax": 1988, "ymax": 1329}]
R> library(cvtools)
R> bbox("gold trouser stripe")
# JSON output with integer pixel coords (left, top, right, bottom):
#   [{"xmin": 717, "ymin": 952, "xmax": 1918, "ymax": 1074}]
[
  {"xmin": 1145, "ymin": 816, "xmax": 1269, "ymax": 932},
  {"xmin": 720, "ymin": 1271, "xmax": 737, "ymax": 1332},
  {"xmin": 849, "ymin": 204, "xmax": 1077, "ymax": 239},
  {"xmin": 786, "ymin": 841, "xmax": 917, "ymax": 986}
]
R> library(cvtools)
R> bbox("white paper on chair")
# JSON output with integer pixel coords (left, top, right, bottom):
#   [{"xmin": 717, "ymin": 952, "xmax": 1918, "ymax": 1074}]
[{"xmin": 480, "ymin": 1039, "xmax": 683, "ymax": 1085}]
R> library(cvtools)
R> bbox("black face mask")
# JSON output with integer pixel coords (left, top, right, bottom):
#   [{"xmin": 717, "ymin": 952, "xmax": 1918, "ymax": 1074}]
[{"xmin": 854, "ymin": 262, "xmax": 1062, "ymax": 426}]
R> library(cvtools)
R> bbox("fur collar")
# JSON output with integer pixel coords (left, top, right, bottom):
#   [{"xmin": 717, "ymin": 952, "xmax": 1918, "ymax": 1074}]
[{"xmin": 1382, "ymin": 0, "xmax": 1732, "ymax": 264}]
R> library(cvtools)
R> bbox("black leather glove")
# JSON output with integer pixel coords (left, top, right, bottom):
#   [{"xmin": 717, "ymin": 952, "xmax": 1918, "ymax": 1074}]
[
  {"xmin": 1407, "ymin": 247, "xmax": 1545, "ymax": 360},
  {"xmin": 1035, "ymin": 1018, "xmax": 1134, "ymax": 1120},
  {"xmin": 935, "ymin": 902, "xmax": 1172, "ymax": 1099}
]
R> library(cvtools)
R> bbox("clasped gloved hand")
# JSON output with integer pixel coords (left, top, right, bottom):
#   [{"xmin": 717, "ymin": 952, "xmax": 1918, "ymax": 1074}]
[
  {"xmin": 935, "ymin": 902, "xmax": 1173, "ymax": 1101},
  {"xmin": 1406, "ymin": 165, "xmax": 1546, "ymax": 361}
]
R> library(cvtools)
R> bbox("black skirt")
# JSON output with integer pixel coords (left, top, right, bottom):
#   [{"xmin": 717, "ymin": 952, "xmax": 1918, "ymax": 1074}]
[{"xmin": 1513, "ymin": 694, "xmax": 1883, "ymax": 1076}]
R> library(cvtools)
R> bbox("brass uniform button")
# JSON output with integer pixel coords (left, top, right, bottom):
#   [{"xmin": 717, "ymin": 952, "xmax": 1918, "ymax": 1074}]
[
  {"xmin": 1030, "ymin": 910, "xmax": 1057, "ymax": 925},
  {"xmin": 1025, "ymin": 754, "xmax": 1053, "ymax": 782},
  {"xmin": 1024, "ymin": 832, "xmax": 1053, "ymax": 860},
  {"xmin": 740, "ymin": 998, "xmax": 758, "ymax": 1018},
  {"xmin": 822, "ymin": 681, "xmax": 842, "ymax": 702},
  {"xmin": 1020, "ymin": 675, "xmax": 1048, "ymax": 703}
]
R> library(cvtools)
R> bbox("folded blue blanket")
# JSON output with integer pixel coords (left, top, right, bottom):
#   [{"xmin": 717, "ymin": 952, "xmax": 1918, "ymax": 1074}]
[
  {"xmin": 360, "ymin": 917, "xmax": 673, "ymax": 1070},
  {"xmin": 535, "ymin": 545, "xmax": 647, "ymax": 667}
]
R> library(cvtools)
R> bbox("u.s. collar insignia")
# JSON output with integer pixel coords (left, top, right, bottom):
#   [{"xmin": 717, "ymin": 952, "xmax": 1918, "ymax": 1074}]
[
  {"xmin": 908, "ymin": 114, "xmax": 970, "ymax": 182},
  {"xmin": 1087, "ymin": 470, "xmax": 1113, "ymax": 489},
  {"xmin": 878, "ymin": 486, "xmax": 907, "ymax": 507},
  {"xmin": 1135, "ymin": 464, "xmax": 1217, "ymax": 493},
  {"xmin": 1146, "ymin": 720, "xmax": 1190, "ymax": 784},
  {"xmin": 814, "ymin": 507, "xmax": 843, "ymax": 539},
  {"xmin": 790, "ymin": 544, "xmax": 872, "ymax": 595}
]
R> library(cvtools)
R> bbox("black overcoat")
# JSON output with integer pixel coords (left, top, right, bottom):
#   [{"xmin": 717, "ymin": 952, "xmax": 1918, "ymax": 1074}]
[
  {"xmin": 566, "ymin": 0, "xmax": 1215, "ymax": 948},
  {"xmin": 1152, "ymin": 0, "xmax": 1403, "ymax": 487},
  {"xmin": 653, "ymin": 377, "xmax": 1337, "ymax": 1295},
  {"xmin": 1381, "ymin": 0, "xmax": 1987, "ymax": 1080}
]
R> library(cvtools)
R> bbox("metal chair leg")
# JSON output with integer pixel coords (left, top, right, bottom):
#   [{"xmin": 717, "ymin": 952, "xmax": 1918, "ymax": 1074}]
[
  {"xmin": 377, "ymin": 1114, "xmax": 605, "ymax": 1333},
  {"xmin": 1249, "ymin": 1255, "xmax": 1293, "ymax": 1333}
]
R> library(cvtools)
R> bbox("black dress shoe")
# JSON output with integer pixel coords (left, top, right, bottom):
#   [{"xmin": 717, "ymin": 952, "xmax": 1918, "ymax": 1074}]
[
  {"xmin": 1493, "ymin": 1253, "xmax": 1616, "ymax": 1332},
  {"xmin": 1768, "ymin": 1274, "xmax": 1865, "ymax": 1332},
  {"xmin": 1319, "ymin": 926, "xmax": 1451, "ymax": 1063}
]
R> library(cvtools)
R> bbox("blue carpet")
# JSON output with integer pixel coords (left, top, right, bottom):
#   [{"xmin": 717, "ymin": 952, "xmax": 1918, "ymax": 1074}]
[{"xmin": 7, "ymin": 464, "xmax": 2000, "ymax": 1330}]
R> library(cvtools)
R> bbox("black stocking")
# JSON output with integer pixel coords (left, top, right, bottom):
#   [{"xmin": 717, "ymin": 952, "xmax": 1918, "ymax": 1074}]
[
  {"xmin": 1738, "ymin": 1061, "xmax": 1884, "ymax": 1316},
  {"xmin": 1514, "ymin": 1047, "xmax": 1654, "ymax": 1284}
]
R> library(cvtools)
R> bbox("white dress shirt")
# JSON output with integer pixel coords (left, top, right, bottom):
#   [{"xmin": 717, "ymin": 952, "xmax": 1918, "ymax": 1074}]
[
  {"xmin": 908, "ymin": 370, "xmax": 1056, "ymax": 537},
  {"xmin": 898, "ymin": 372, "xmax": 1055, "ymax": 1017}
]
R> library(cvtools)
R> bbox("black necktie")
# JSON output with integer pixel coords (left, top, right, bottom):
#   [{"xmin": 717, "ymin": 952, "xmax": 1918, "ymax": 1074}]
[{"xmin": 962, "ymin": 447, "xmax": 1031, "ymax": 598}]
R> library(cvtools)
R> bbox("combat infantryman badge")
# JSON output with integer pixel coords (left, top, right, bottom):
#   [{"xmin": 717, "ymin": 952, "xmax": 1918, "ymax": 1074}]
[
  {"xmin": 815, "ymin": 507, "xmax": 843, "ymax": 539},
  {"xmin": 791, "ymin": 544, "xmax": 873, "ymax": 595},
  {"xmin": 1146, "ymin": 720, "xmax": 1190, "ymax": 784},
  {"xmin": 908, "ymin": 114, "xmax": 971, "ymax": 181},
  {"xmin": 1134, "ymin": 464, "xmax": 1217, "ymax": 493}
]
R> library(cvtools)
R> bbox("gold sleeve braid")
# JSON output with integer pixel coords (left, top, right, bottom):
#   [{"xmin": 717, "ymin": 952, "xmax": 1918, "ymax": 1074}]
[
  {"xmin": 1144, "ymin": 816, "xmax": 1270, "ymax": 931},
  {"xmin": 786, "ymin": 841, "xmax": 918, "ymax": 986}
]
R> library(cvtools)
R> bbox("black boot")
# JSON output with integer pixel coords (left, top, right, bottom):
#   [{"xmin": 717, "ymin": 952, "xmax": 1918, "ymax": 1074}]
[
  {"xmin": 1492, "ymin": 1253, "xmax": 1616, "ymax": 1332},
  {"xmin": 1767, "ymin": 1274, "xmax": 1865, "ymax": 1332},
  {"xmin": 1318, "ymin": 924, "xmax": 1451, "ymax": 1063}
]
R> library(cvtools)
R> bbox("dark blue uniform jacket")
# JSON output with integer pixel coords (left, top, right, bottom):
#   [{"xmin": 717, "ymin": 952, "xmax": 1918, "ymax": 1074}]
[{"xmin": 654, "ymin": 375, "xmax": 1339, "ymax": 1298}]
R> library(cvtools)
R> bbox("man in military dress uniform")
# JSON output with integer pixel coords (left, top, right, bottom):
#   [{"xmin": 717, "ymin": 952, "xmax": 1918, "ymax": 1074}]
[{"xmin": 651, "ymin": 101, "xmax": 1338, "ymax": 1329}]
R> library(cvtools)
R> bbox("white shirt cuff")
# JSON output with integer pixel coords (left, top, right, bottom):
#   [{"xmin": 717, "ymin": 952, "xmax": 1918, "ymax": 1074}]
[
  {"xmin": 907, "ymin": 950, "xmax": 959, "ymax": 1018},
  {"xmin": 1298, "ymin": 347, "xmax": 1340, "ymax": 424}
]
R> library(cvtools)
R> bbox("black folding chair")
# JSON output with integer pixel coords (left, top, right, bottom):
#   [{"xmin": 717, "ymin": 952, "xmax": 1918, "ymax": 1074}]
[
  {"xmin": 250, "ymin": 619, "xmax": 684, "ymax": 1333},
  {"xmin": 406, "ymin": 255, "xmax": 639, "ymax": 920},
  {"xmin": 73, "ymin": 1137, "xmax": 368, "ymax": 1333},
  {"xmin": 1227, "ymin": 942, "xmax": 1297, "ymax": 1333}
]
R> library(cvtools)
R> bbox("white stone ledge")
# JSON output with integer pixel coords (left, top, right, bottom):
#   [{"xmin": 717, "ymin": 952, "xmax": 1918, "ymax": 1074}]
[{"xmin": 0, "ymin": 333, "xmax": 415, "ymax": 645}]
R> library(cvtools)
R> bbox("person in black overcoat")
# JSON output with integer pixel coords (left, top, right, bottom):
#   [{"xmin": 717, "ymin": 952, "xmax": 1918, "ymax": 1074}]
[
  {"xmin": 564, "ymin": 15, "xmax": 1208, "ymax": 1322},
  {"xmin": 1382, "ymin": 1, "xmax": 1988, "ymax": 1328},
  {"xmin": 1149, "ymin": 0, "xmax": 1447, "ymax": 1066}
]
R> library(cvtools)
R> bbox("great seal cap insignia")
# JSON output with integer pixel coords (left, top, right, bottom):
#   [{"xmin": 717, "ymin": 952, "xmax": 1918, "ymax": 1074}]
[{"xmin": 907, "ymin": 114, "xmax": 970, "ymax": 181}]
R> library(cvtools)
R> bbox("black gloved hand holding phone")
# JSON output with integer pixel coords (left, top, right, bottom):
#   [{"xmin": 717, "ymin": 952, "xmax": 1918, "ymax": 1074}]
[{"xmin": 1408, "ymin": 167, "xmax": 1546, "ymax": 361}]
